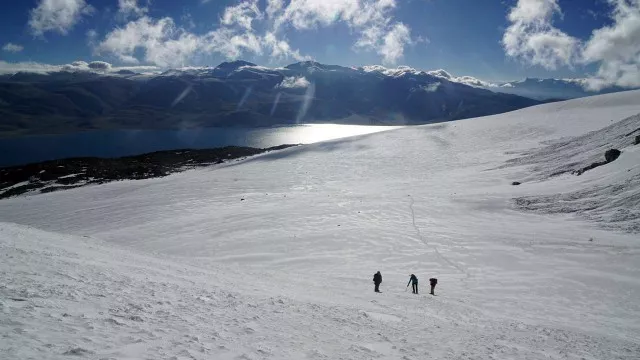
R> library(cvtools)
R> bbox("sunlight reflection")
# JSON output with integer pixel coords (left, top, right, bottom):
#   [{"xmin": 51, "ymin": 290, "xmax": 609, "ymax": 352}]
[
  {"xmin": 270, "ymin": 92, "xmax": 282, "ymax": 116},
  {"xmin": 296, "ymin": 82, "xmax": 315, "ymax": 124},
  {"xmin": 237, "ymin": 86, "xmax": 253, "ymax": 110},
  {"xmin": 171, "ymin": 85, "xmax": 193, "ymax": 107}
]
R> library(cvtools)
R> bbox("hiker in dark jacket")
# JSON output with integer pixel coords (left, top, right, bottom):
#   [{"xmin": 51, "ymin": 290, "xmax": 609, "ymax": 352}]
[
  {"xmin": 407, "ymin": 274, "xmax": 418, "ymax": 294},
  {"xmin": 429, "ymin": 277, "xmax": 438, "ymax": 295},
  {"xmin": 373, "ymin": 271, "xmax": 382, "ymax": 293}
]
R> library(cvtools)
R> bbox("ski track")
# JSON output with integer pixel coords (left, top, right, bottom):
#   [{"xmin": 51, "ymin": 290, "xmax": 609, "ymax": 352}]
[
  {"xmin": 407, "ymin": 195, "xmax": 470, "ymax": 285},
  {"xmin": 2, "ymin": 91, "xmax": 640, "ymax": 359}
]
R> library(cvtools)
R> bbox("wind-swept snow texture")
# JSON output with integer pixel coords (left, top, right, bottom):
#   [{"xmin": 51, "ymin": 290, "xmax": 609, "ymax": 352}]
[
  {"xmin": 2, "ymin": 90, "xmax": 640, "ymax": 359},
  {"xmin": 505, "ymin": 112, "xmax": 640, "ymax": 233}
]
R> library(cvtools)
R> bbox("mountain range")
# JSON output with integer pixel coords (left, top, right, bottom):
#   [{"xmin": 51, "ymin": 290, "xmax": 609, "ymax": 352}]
[
  {"xmin": 0, "ymin": 60, "xmax": 543, "ymax": 137},
  {"xmin": 0, "ymin": 60, "xmax": 632, "ymax": 137},
  {"xmin": 425, "ymin": 69, "xmax": 630, "ymax": 100}
]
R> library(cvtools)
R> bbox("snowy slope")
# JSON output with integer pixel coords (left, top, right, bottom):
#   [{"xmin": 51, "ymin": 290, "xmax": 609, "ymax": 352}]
[{"xmin": 1, "ymin": 90, "xmax": 640, "ymax": 359}]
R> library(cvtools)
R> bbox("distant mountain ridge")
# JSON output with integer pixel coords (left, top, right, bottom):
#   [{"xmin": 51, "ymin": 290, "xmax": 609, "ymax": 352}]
[
  {"xmin": 491, "ymin": 77, "xmax": 629, "ymax": 100},
  {"xmin": 424, "ymin": 69, "xmax": 631, "ymax": 100},
  {"xmin": 0, "ymin": 60, "xmax": 544, "ymax": 137}
]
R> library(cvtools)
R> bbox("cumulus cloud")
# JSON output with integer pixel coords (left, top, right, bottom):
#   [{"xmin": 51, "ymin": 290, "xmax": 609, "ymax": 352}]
[
  {"xmin": 221, "ymin": 0, "xmax": 262, "ymax": 30},
  {"xmin": 88, "ymin": 61, "xmax": 112, "ymax": 71},
  {"xmin": 2, "ymin": 43, "xmax": 24, "ymax": 53},
  {"xmin": 263, "ymin": 32, "xmax": 308, "ymax": 61},
  {"xmin": 502, "ymin": 0, "xmax": 579, "ymax": 70},
  {"xmin": 378, "ymin": 23, "xmax": 412, "ymax": 65},
  {"xmin": 96, "ymin": 16, "xmax": 200, "ymax": 67},
  {"xmin": 96, "ymin": 2, "xmax": 306, "ymax": 66},
  {"xmin": 117, "ymin": 0, "xmax": 149, "ymax": 20},
  {"xmin": 277, "ymin": 76, "xmax": 311, "ymax": 88},
  {"xmin": 200, "ymin": 28, "xmax": 263, "ymax": 60},
  {"xmin": 581, "ymin": 0, "xmax": 640, "ymax": 90},
  {"xmin": 276, "ymin": 0, "xmax": 414, "ymax": 65},
  {"xmin": 503, "ymin": 0, "xmax": 640, "ymax": 90},
  {"xmin": 266, "ymin": 0, "xmax": 285, "ymax": 19},
  {"xmin": 95, "ymin": 0, "xmax": 416, "ymax": 67},
  {"xmin": 28, "ymin": 0, "xmax": 95, "ymax": 36}
]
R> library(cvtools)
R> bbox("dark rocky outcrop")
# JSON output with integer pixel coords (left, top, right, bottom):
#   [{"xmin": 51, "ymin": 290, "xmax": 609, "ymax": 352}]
[
  {"xmin": 512, "ymin": 181, "xmax": 522, "ymax": 186},
  {"xmin": 605, "ymin": 148, "xmax": 621, "ymax": 162},
  {"xmin": 575, "ymin": 148, "xmax": 622, "ymax": 176},
  {"xmin": 635, "ymin": 135, "xmax": 640, "ymax": 145},
  {"xmin": 0, "ymin": 144, "xmax": 296, "ymax": 199}
]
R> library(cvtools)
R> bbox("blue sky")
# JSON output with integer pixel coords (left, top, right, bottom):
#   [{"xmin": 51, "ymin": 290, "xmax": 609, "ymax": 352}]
[{"xmin": 0, "ymin": 0, "xmax": 638, "ymax": 86}]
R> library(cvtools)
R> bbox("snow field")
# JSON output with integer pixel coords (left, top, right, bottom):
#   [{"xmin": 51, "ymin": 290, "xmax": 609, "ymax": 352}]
[{"xmin": 1, "ymin": 90, "xmax": 640, "ymax": 359}]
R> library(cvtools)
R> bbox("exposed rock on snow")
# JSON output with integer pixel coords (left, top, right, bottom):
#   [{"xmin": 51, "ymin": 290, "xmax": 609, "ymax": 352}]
[
  {"xmin": 0, "ymin": 145, "xmax": 296, "ymax": 199},
  {"xmin": 605, "ymin": 149, "xmax": 622, "ymax": 163},
  {"xmin": 507, "ymin": 113, "xmax": 640, "ymax": 232},
  {"xmin": 574, "ymin": 148, "xmax": 622, "ymax": 176},
  {"xmin": 505, "ymin": 113, "xmax": 640, "ymax": 180}
]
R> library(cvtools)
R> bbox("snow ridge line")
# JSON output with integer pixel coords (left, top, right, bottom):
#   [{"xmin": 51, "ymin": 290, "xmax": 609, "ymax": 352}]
[{"xmin": 407, "ymin": 195, "xmax": 470, "ymax": 280}]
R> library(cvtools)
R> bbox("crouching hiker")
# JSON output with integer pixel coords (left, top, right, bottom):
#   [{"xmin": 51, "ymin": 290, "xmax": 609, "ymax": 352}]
[
  {"xmin": 407, "ymin": 274, "xmax": 418, "ymax": 294},
  {"xmin": 429, "ymin": 277, "xmax": 438, "ymax": 295},
  {"xmin": 373, "ymin": 271, "xmax": 382, "ymax": 293}
]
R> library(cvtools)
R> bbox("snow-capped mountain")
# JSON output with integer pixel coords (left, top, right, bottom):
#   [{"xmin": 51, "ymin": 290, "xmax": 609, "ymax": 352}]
[
  {"xmin": 1, "ymin": 90, "xmax": 639, "ymax": 358},
  {"xmin": 424, "ymin": 69, "xmax": 633, "ymax": 100},
  {"xmin": 0, "ymin": 60, "xmax": 539, "ymax": 136},
  {"xmin": 427, "ymin": 69, "xmax": 497, "ymax": 88},
  {"xmin": 492, "ymin": 77, "xmax": 630, "ymax": 100}
]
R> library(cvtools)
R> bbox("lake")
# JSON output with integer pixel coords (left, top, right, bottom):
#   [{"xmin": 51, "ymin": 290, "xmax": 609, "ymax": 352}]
[{"xmin": 0, "ymin": 124, "xmax": 401, "ymax": 167}]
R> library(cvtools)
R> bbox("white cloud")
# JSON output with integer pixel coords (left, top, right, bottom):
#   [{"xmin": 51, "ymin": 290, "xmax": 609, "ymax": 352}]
[
  {"xmin": 201, "ymin": 28, "xmax": 263, "ymax": 59},
  {"xmin": 378, "ymin": 22, "xmax": 412, "ymax": 65},
  {"xmin": 426, "ymin": 69, "xmax": 452, "ymax": 79},
  {"xmin": 273, "ymin": 0, "xmax": 414, "ymax": 64},
  {"xmin": 266, "ymin": 0, "xmax": 285, "ymax": 19},
  {"xmin": 0, "ymin": 60, "xmax": 158, "ymax": 75},
  {"xmin": 263, "ymin": 32, "xmax": 308, "ymax": 61},
  {"xmin": 502, "ymin": 0, "xmax": 579, "ymax": 70},
  {"xmin": 96, "ymin": 16, "xmax": 200, "ymax": 67},
  {"xmin": 118, "ymin": 0, "xmax": 149, "ymax": 20},
  {"xmin": 453, "ymin": 75, "xmax": 497, "ymax": 88},
  {"xmin": 0, "ymin": 61, "xmax": 61, "ymax": 74},
  {"xmin": 97, "ymin": 2, "xmax": 305, "ymax": 66},
  {"xmin": 88, "ymin": 61, "xmax": 112, "ymax": 71},
  {"xmin": 420, "ymin": 82, "xmax": 440, "ymax": 92},
  {"xmin": 95, "ymin": 0, "xmax": 419, "ymax": 67},
  {"xmin": 221, "ymin": 0, "xmax": 262, "ymax": 30},
  {"xmin": 428, "ymin": 69, "xmax": 497, "ymax": 87},
  {"xmin": 2, "ymin": 43, "xmax": 24, "ymax": 53},
  {"xmin": 503, "ymin": 0, "xmax": 640, "ymax": 90},
  {"xmin": 581, "ymin": 0, "xmax": 640, "ymax": 90},
  {"xmin": 277, "ymin": 76, "xmax": 311, "ymax": 88},
  {"xmin": 28, "ymin": 0, "xmax": 95, "ymax": 36}
]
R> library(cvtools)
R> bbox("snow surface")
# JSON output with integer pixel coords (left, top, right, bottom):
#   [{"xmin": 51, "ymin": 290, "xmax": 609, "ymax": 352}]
[{"xmin": 2, "ymin": 90, "xmax": 640, "ymax": 359}]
